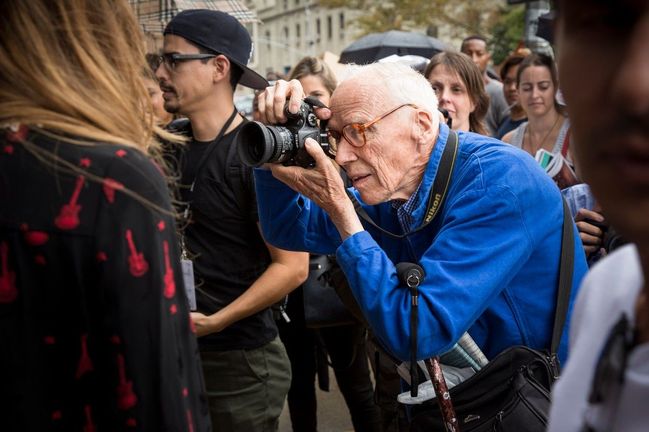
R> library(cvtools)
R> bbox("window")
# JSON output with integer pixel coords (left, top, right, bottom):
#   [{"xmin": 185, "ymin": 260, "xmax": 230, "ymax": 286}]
[
  {"xmin": 327, "ymin": 15, "xmax": 332, "ymax": 40},
  {"xmin": 265, "ymin": 30, "xmax": 271, "ymax": 52},
  {"xmin": 296, "ymin": 23, "xmax": 301, "ymax": 39},
  {"xmin": 339, "ymin": 12, "xmax": 345, "ymax": 30},
  {"xmin": 316, "ymin": 18, "xmax": 321, "ymax": 37}
]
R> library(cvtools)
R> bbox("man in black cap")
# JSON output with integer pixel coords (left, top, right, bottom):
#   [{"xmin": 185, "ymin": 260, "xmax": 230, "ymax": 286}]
[{"xmin": 155, "ymin": 9, "xmax": 308, "ymax": 430}]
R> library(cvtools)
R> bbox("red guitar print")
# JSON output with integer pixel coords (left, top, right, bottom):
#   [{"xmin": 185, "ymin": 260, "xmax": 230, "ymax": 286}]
[
  {"xmin": 0, "ymin": 241, "xmax": 17, "ymax": 303},
  {"xmin": 102, "ymin": 178, "xmax": 124, "ymax": 204},
  {"xmin": 76, "ymin": 333, "xmax": 93, "ymax": 379},
  {"xmin": 55, "ymin": 175, "xmax": 85, "ymax": 230},
  {"xmin": 163, "ymin": 240, "xmax": 175, "ymax": 299},
  {"xmin": 116, "ymin": 353, "xmax": 138, "ymax": 410},
  {"xmin": 125, "ymin": 230, "xmax": 148, "ymax": 277},
  {"xmin": 83, "ymin": 404, "xmax": 96, "ymax": 432}
]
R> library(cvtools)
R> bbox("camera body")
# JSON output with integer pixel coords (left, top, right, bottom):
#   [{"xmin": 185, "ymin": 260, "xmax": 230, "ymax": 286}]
[{"xmin": 236, "ymin": 97, "xmax": 330, "ymax": 168}]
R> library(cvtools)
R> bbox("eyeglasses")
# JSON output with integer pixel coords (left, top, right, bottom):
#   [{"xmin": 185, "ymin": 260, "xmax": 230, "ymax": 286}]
[
  {"xmin": 155, "ymin": 53, "xmax": 217, "ymax": 71},
  {"xmin": 326, "ymin": 103, "xmax": 417, "ymax": 156}
]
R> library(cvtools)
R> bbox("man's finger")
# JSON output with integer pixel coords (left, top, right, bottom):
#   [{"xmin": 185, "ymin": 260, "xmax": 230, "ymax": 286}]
[
  {"xmin": 313, "ymin": 106, "xmax": 332, "ymax": 121},
  {"xmin": 287, "ymin": 79, "xmax": 306, "ymax": 114},
  {"xmin": 576, "ymin": 221, "xmax": 603, "ymax": 237},
  {"xmin": 575, "ymin": 208, "xmax": 605, "ymax": 223},
  {"xmin": 304, "ymin": 138, "xmax": 328, "ymax": 164}
]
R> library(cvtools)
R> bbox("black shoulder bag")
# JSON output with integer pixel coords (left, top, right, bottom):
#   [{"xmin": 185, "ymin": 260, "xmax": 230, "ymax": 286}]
[{"xmin": 409, "ymin": 199, "xmax": 575, "ymax": 432}]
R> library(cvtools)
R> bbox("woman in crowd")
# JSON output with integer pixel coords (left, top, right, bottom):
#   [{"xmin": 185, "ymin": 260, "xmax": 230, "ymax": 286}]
[
  {"xmin": 277, "ymin": 56, "xmax": 380, "ymax": 432},
  {"xmin": 500, "ymin": 54, "xmax": 608, "ymax": 262},
  {"xmin": 502, "ymin": 53, "xmax": 573, "ymax": 163},
  {"xmin": 495, "ymin": 50, "xmax": 531, "ymax": 138},
  {"xmin": 424, "ymin": 51, "xmax": 490, "ymax": 135},
  {"xmin": 0, "ymin": 1, "xmax": 209, "ymax": 431},
  {"xmin": 145, "ymin": 54, "xmax": 175, "ymax": 126}
]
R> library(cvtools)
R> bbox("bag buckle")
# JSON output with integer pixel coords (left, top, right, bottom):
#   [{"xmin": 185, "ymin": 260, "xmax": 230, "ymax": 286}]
[{"xmin": 548, "ymin": 353, "xmax": 560, "ymax": 380}]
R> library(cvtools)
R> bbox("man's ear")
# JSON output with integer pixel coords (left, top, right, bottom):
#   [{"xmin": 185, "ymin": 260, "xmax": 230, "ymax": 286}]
[
  {"xmin": 212, "ymin": 55, "xmax": 230, "ymax": 83},
  {"xmin": 413, "ymin": 108, "xmax": 436, "ymax": 148}
]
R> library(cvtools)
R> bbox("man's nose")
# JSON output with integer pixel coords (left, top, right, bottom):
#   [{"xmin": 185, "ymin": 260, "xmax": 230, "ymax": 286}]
[
  {"xmin": 334, "ymin": 138, "xmax": 357, "ymax": 166},
  {"xmin": 155, "ymin": 63, "xmax": 168, "ymax": 81},
  {"xmin": 611, "ymin": 13, "xmax": 649, "ymax": 115}
]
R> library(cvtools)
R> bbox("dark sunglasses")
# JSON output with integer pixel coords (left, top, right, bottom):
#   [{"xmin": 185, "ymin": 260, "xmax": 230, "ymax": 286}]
[{"xmin": 155, "ymin": 53, "xmax": 217, "ymax": 71}]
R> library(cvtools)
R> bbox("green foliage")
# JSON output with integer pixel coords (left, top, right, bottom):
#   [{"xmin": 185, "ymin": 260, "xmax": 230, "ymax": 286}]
[
  {"xmin": 318, "ymin": 0, "xmax": 504, "ymax": 38},
  {"xmin": 488, "ymin": 5, "xmax": 525, "ymax": 65}
]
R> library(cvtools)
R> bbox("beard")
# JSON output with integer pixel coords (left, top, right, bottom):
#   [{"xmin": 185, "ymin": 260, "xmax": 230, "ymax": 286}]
[{"xmin": 162, "ymin": 97, "xmax": 181, "ymax": 114}]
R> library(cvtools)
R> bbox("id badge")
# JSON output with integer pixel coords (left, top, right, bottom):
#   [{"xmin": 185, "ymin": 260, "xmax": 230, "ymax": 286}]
[{"xmin": 181, "ymin": 259, "xmax": 197, "ymax": 310}]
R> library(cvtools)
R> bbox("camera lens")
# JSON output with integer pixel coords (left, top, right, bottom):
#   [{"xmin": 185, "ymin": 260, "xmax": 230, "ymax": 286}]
[{"xmin": 236, "ymin": 121, "xmax": 296, "ymax": 167}]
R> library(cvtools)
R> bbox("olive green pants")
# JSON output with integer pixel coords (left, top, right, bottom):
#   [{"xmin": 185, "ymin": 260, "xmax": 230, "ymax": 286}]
[{"xmin": 200, "ymin": 337, "xmax": 291, "ymax": 432}]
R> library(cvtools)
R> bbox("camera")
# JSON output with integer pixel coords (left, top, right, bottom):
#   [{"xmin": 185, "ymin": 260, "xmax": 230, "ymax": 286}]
[{"xmin": 236, "ymin": 96, "xmax": 330, "ymax": 168}]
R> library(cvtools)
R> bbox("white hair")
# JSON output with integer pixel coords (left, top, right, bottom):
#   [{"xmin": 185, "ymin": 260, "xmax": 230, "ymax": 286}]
[{"xmin": 339, "ymin": 62, "xmax": 439, "ymax": 119}]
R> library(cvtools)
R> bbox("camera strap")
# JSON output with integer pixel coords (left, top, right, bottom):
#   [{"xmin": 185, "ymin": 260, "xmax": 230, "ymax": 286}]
[{"xmin": 346, "ymin": 130, "xmax": 459, "ymax": 239}]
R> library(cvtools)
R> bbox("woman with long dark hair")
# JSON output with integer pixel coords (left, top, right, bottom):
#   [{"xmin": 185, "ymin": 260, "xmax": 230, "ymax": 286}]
[
  {"xmin": 502, "ymin": 53, "xmax": 573, "ymax": 163},
  {"xmin": 424, "ymin": 51, "xmax": 490, "ymax": 135}
]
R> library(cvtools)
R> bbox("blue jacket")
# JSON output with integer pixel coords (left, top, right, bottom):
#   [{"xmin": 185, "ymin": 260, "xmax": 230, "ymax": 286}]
[{"xmin": 254, "ymin": 124, "xmax": 588, "ymax": 362}]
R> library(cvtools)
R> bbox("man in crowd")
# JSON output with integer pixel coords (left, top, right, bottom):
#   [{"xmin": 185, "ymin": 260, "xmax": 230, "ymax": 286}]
[
  {"xmin": 253, "ymin": 63, "xmax": 587, "ymax": 367},
  {"xmin": 155, "ymin": 10, "xmax": 309, "ymax": 430},
  {"xmin": 461, "ymin": 35, "xmax": 510, "ymax": 136},
  {"xmin": 549, "ymin": 1, "xmax": 649, "ymax": 430}
]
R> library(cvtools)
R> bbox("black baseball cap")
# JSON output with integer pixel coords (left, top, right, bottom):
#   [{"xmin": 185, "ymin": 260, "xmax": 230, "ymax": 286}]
[{"xmin": 164, "ymin": 9, "xmax": 268, "ymax": 90}]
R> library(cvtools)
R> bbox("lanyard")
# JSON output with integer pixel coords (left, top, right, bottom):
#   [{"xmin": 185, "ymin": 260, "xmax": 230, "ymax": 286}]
[
  {"xmin": 346, "ymin": 130, "xmax": 459, "ymax": 239},
  {"xmin": 182, "ymin": 107, "xmax": 239, "ymax": 221},
  {"xmin": 180, "ymin": 107, "xmax": 239, "ymax": 258}
]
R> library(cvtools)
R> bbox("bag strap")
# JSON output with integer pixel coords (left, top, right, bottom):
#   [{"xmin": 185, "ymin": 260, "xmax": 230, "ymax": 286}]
[
  {"xmin": 346, "ymin": 130, "xmax": 459, "ymax": 239},
  {"xmin": 548, "ymin": 199, "xmax": 574, "ymax": 376}
]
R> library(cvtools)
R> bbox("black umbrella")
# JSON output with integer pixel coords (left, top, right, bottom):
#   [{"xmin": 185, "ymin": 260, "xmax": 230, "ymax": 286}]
[
  {"xmin": 536, "ymin": 11, "xmax": 555, "ymax": 44},
  {"xmin": 339, "ymin": 30, "xmax": 447, "ymax": 65}
]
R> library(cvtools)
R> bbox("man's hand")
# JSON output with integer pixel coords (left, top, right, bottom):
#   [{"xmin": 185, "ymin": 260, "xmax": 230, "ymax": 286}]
[
  {"xmin": 269, "ymin": 139, "xmax": 363, "ymax": 240},
  {"xmin": 256, "ymin": 79, "xmax": 331, "ymax": 125},
  {"xmin": 575, "ymin": 208, "xmax": 606, "ymax": 256},
  {"xmin": 190, "ymin": 312, "xmax": 224, "ymax": 337}
]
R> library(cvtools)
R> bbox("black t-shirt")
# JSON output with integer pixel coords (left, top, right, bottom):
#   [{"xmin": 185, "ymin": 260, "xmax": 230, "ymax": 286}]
[{"xmin": 173, "ymin": 121, "xmax": 275, "ymax": 351}]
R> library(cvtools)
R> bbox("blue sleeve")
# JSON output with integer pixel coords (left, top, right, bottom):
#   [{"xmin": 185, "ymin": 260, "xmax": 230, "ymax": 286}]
[
  {"xmin": 253, "ymin": 168, "xmax": 343, "ymax": 254},
  {"xmin": 336, "ymin": 184, "xmax": 534, "ymax": 360}
]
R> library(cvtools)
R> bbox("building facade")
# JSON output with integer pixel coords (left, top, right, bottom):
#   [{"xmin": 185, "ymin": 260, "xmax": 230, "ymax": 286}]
[{"xmin": 245, "ymin": 0, "xmax": 361, "ymax": 77}]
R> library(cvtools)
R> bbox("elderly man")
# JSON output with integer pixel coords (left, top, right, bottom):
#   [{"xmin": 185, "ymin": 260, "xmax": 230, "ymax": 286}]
[
  {"xmin": 254, "ymin": 62, "xmax": 587, "ymax": 366},
  {"xmin": 548, "ymin": 1, "xmax": 649, "ymax": 430}
]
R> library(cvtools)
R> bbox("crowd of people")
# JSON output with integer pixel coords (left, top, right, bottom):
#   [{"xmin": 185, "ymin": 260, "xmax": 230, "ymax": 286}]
[{"xmin": 1, "ymin": 0, "xmax": 648, "ymax": 431}]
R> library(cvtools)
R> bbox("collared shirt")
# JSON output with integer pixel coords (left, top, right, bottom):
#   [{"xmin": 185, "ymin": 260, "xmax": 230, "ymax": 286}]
[{"xmin": 392, "ymin": 182, "xmax": 422, "ymax": 234}]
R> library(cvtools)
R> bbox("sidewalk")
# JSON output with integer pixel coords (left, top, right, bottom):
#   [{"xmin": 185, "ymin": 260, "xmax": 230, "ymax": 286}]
[{"xmin": 279, "ymin": 376, "xmax": 354, "ymax": 432}]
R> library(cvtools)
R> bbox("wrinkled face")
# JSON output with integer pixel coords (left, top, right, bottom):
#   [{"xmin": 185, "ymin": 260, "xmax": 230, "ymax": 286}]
[
  {"xmin": 155, "ymin": 34, "xmax": 215, "ymax": 115},
  {"xmin": 502, "ymin": 64, "xmax": 520, "ymax": 107},
  {"xmin": 299, "ymin": 74, "xmax": 332, "ymax": 106},
  {"xmin": 144, "ymin": 77, "xmax": 173, "ymax": 125},
  {"xmin": 518, "ymin": 66, "xmax": 555, "ymax": 118},
  {"xmin": 461, "ymin": 39, "xmax": 490, "ymax": 74},
  {"xmin": 557, "ymin": 0, "xmax": 649, "ymax": 242},
  {"xmin": 329, "ymin": 80, "xmax": 419, "ymax": 204},
  {"xmin": 427, "ymin": 64, "xmax": 475, "ymax": 132}
]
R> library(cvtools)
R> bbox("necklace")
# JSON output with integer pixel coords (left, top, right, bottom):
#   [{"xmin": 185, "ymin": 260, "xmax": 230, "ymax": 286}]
[{"xmin": 524, "ymin": 114, "xmax": 562, "ymax": 155}]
